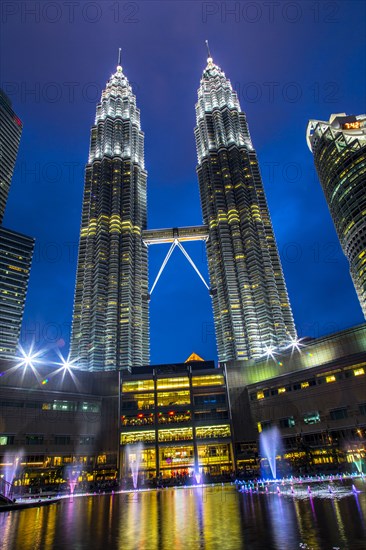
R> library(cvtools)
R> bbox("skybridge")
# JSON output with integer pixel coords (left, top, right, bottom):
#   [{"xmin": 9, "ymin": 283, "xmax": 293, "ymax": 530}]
[{"xmin": 142, "ymin": 225, "xmax": 210, "ymax": 295}]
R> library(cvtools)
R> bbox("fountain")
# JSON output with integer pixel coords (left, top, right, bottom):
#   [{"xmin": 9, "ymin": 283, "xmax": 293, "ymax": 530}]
[
  {"xmin": 354, "ymin": 457, "xmax": 363, "ymax": 475},
  {"xmin": 259, "ymin": 427, "xmax": 282, "ymax": 479},
  {"xmin": 194, "ymin": 468, "xmax": 202, "ymax": 485},
  {"xmin": 3, "ymin": 451, "xmax": 23, "ymax": 497},
  {"xmin": 127, "ymin": 442, "xmax": 143, "ymax": 490},
  {"xmin": 65, "ymin": 465, "xmax": 81, "ymax": 499}
]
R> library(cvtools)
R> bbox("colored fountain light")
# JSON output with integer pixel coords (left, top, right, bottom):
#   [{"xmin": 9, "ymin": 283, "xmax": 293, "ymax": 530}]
[
  {"xmin": 127, "ymin": 442, "xmax": 143, "ymax": 490},
  {"xmin": 194, "ymin": 469, "xmax": 202, "ymax": 484},
  {"xmin": 259, "ymin": 426, "xmax": 282, "ymax": 479},
  {"xmin": 3, "ymin": 451, "xmax": 24, "ymax": 496},
  {"xmin": 66, "ymin": 465, "xmax": 81, "ymax": 499}
]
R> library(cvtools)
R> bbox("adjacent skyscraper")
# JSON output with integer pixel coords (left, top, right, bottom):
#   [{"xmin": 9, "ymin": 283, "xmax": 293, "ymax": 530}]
[
  {"xmin": 195, "ymin": 50, "xmax": 297, "ymax": 361},
  {"xmin": 70, "ymin": 54, "xmax": 149, "ymax": 371},
  {"xmin": 307, "ymin": 113, "xmax": 366, "ymax": 317},
  {"xmin": 0, "ymin": 90, "xmax": 23, "ymax": 224},
  {"xmin": 0, "ymin": 88, "xmax": 35, "ymax": 359},
  {"xmin": 0, "ymin": 228, "xmax": 34, "ymax": 358}
]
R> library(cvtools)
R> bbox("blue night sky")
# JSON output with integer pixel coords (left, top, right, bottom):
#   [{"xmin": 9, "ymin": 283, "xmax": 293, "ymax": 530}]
[{"xmin": 1, "ymin": 1, "xmax": 365, "ymax": 365}]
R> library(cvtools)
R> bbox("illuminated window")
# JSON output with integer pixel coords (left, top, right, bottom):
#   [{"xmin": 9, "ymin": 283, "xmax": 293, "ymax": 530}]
[
  {"xmin": 304, "ymin": 412, "xmax": 320, "ymax": 424},
  {"xmin": 156, "ymin": 377, "xmax": 189, "ymax": 390},
  {"xmin": 354, "ymin": 368, "xmax": 365, "ymax": 376},
  {"xmin": 278, "ymin": 387, "xmax": 286, "ymax": 394},
  {"xmin": 159, "ymin": 446, "xmax": 194, "ymax": 469},
  {"xmin": 0, "ymin": 435, "xmax": 14, "ymax": 445},
  {"xmin": 301, "ymin": 381, "xmax": 309, "ymax": 389},
  {"xmin": 195, "ymin": 425, "xmax": 231, "ymax": 439},
  {"xmin": 121, "ymin": 430, "xmax": 155, "ymax": 445},
  {"xmin": 326, "ymin": 375, "xmax": 336, "ymax": 383},
  {"xmin": 192, "ymin": 375, "xmax": 224, "ymax": 387},
  {"xmin": 122, "ymin": 380, "xmax": 154, "ymax": 392},
  {"xmin": 257, "ymin": 391, "xmax": 264, "ymax": 400},
  {"xmin": 121, "ymin": 393, "xmax": 155, "ymax": 411},
  {"xmin": 157, "ymin": 391, "xmax": 190, "ymax": 407},
  {"xmin": 158, "ymin": 427, "xmax": 193, "ymax": 442}
]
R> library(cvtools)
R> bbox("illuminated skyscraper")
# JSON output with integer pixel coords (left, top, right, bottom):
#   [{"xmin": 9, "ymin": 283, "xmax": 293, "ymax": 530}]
[
  {"xmin": 0, "ymin": 89, "xmax": 34, "ymax": 359},
  {"xmin": 307, "ymin": 113, "xmax": 366, "ymax": 317},
  {"xmin": 0, "ymin": 227, "xmax": 34, "ymax": 358},
  {"xmin": 194, "ymin": 48, "xmax": 296, "ymax": 361},
  {"xmin": 70, "ymin": 53, "xmax": 149, "ymax": 371},
  {"xmin": 0, "ymin": 89, "xmax": 23, "ymax": 224}
]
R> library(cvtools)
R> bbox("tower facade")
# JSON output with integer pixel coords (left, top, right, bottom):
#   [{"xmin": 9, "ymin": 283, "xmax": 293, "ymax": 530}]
[
  {"xmin": 0, "ymin": 228, "xmax": 34, "ymax": 358},
  {"xmin": 0, "ymin": 89, "xmax": 35, "ymax": 359},
  {"xmin": 70, "ymin": 57, "xmax": 149, "ymax": 371},
  {"xmin": 195, "ymin": 54, "xmax": 296, "ymax": 361},
  {"xmin": 307, "ymin": 113, "xmax": 366, "ymax": 317},
  {"xmin": 0, "ymin": 89, "xmax": 23, "ymax": 224}
]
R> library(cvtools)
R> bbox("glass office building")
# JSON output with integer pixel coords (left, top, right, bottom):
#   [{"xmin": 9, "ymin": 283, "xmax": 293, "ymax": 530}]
[
  {"xmin": 307, "ymin": 114, "xmax": 366, "ymax": 317},
  {"xmin": 0, "ymin": 228, "xmax": 34, "ymax": 358},
  {"xmin": 0, "ymin": 90, "xmax": 23, "ymax": 224}
]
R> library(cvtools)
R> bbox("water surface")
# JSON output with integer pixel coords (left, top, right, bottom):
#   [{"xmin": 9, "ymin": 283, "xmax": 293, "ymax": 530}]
[{"xmin": 1, "ymin": 480, "xmax": 365, "ymax": 549}]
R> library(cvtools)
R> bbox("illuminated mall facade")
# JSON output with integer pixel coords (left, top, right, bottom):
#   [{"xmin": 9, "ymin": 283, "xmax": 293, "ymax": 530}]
[
  {"xmin": 119, "ymin": 358, "xmax": 234, "ymax": 483},
  {"xmin": 1, "ymin": 326, "xmax": 366, "ymax": 488}
]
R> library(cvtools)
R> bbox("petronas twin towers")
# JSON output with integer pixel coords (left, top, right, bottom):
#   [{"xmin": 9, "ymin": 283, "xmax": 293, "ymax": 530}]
[{"xmin": 70, "ymin": 48, "xmax": 296, "ymax": 371}]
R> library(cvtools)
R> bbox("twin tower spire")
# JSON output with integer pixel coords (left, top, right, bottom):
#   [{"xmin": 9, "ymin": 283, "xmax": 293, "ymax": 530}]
[{"xmin": 70, "ymin": 45, "xmax": 296, "ymax": 371}]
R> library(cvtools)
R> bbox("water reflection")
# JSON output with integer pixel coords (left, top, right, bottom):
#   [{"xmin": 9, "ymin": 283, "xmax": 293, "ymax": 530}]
[{"xmin": 0, "ymin": 481, "xmax": 366, "ymax": 550}]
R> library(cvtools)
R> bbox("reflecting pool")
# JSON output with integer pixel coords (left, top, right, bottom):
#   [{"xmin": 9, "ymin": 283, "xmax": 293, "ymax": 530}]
[{"xmin": 1, "ymin": 479, "xmax": 365, "ymax": 549}]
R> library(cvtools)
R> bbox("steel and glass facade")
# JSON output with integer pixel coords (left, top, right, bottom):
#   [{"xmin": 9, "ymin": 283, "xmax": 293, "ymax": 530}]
[
  {"xmin": 120, "ymin": 361, "xmax": 234, "ymax": 483},
  {"xmin": 0, "ymin": 90, "xmax": 23, "ymax": 224},
  {"xmin": 70, "ymin": 60, "xmax": 149, "ymax": 371},
  {"xmin": 195, "ymin": 56, "xmax": 296, "ymax": 361},
  {"xmin": 307, "ymin": 114, "xmax": 366, "ymax": 318},
  {"xmin": 0, "ymin": 228, "xmax": 34, "ymax": 358}
]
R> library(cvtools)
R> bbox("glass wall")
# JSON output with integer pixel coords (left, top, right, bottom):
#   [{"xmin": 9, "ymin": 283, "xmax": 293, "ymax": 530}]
[
  {"xmin": 156, "ymin": 377, "xmax": 189, "ymax": 390},
  {"xmin": 197, "ymin": 443, "xmax": 233, "ymax": 474},
  {"xmin": 195, "ymin": 425, "xmax": 231, "ymax": 439},
  {"xmin": 122, "ymin": 380, "xmax": 154, "ymax": 392},
  {"xmin": 159, "ymin": 445, "xmax": 194, "ymax": 476},
  {"xmin": 156, "ymin": 390, "xmax": 190, "ymax": 407},
  {"xmin": 121, "ymin": 393, "xmax": 155, "ymax": 411},
  {"xmin": 120, "ymin": 431, "xmax": 155, "ymax": 444},
  {"xmin": 158, "ymin": 427, "xmax": 193, "ymax": 442}
]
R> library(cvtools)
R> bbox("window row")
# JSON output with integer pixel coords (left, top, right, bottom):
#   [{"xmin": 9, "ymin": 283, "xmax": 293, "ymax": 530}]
[{"xmin": 252, "ymin": 366, "xmax": 365, "ymax": 401}]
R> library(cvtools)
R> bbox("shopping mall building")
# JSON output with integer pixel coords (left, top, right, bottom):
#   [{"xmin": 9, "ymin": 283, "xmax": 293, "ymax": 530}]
[{"xmin": 0, "ymin": 325, "xmax": 365, "ymax": 488}]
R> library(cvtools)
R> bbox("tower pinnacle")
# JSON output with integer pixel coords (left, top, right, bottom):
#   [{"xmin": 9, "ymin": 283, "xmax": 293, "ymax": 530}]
[
  {"xmin": 117, "ymin": 48, "xmax": 122, "ymax": 71},
  {"xmin": 205, "ymin": 40, "xmax": 213, "ymax": 65}
]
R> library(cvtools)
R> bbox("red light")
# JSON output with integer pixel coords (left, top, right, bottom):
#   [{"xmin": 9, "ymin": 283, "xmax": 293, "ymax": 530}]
[
  {"xmin": 168, "ymin": 411, "xmax": 175, "ymax": 416},
  {"xmin": 137, "ymin": 413, "xmax": 144, "ymax": 418},
  {"xmin": 13, "ymin": 116, "xmax": 22, "ymax": 127}
]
